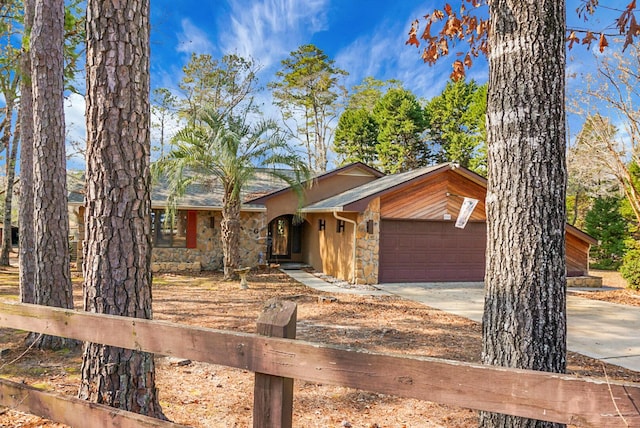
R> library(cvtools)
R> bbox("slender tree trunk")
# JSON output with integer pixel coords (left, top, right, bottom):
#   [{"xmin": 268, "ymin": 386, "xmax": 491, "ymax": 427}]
[
  {"xmin": 0, "ymin": 122, "xmax": 20, "ymax": 265},
  {"xmin": 221, "ymin": 190, "xmax": 242, "ymax": 281},
  {"xmin": 79, "ymin": 0, "xmax": 164, "ymax": 418},
  {"xmin": 19, "ymin": 0, "xmax": 36, "ymax": 304},
  {"xmin": 0, "ymin": 96, "xmax": 18, "ymax": 266},
  {"xmin": 30, "ymin": 0, "xmax": 75, "ymax": 350},
  {"xmin": 570, "ymin": 189, "xmax": 580, "ymax": 226},
  {"xmin": 481, "ymin": 1, "xmax": 567, "ymax": 427},
  {"xmin": 159, "ymin": 116, "xmax": 165, "ymax": 158}
]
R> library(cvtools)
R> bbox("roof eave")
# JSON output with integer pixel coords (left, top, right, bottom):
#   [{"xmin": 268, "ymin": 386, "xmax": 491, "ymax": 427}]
[
  {"xmin": 566, "ymin": 224, "xmax": 598, "ymax": 245},
  {"xmin": 248, "ymin": 162, "xmax": 385, "ymax": 204},
  {"xmin": 71, "ymin": 201, "xmax": 266, "ymax": 213},
  {"xmin": 300, "ymin": 207, "xmax": 345, "ymax": 213}
]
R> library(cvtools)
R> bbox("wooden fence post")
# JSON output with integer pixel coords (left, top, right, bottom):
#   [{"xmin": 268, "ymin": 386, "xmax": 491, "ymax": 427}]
[{"xmin": 253, "ymin": 298, "xmax": 297, "ymax": 428}]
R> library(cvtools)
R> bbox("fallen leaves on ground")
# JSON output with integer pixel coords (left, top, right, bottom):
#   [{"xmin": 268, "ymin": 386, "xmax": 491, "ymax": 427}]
[{"xmin": 0, "ymin": 266, "xmax": 638, "ymax": 427}]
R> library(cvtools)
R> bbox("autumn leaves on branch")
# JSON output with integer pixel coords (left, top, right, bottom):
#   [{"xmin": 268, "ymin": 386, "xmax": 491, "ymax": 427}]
[{"xmin": 406, "ymin": 0, "xmax": 640, "ymax": 80}]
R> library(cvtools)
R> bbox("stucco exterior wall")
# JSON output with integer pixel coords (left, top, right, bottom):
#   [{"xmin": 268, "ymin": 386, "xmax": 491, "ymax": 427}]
[
  {"xmin": 262, "ymin": 169, "xmax": 380, "ymax": 223},
  {"xmin": 302, "ymin": 214, "xmax": 322, "ymax": 268},
  {"xmin": 303, "ymin": 212, "xmax": 357, "ymax": 281},
  {"xmin": 355, "ymin": 199, "xmax": 380, "ymax": 285}
]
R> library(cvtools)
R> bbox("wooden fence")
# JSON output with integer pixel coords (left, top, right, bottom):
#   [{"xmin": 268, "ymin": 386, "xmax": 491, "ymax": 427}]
[{"xmin": 0, "ymin": 300, "xmax": 639, "ymax": 428}]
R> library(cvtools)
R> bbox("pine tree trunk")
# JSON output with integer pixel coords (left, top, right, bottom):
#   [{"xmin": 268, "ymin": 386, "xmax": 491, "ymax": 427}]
[
  {"xmin": 481, "ymin": 1, "xmax": 567, "ymax": 427},
  {"xmin": 78, "ymin": 0, "xmax": 164, "ymax": 418},
  {"xmin": 30, "ymin": 0, "xmax": 75, "ymax": 350},
  {"xmin": 19, "ymin": 0, "xmax": 36, "ymax": 304},
  {"xmin": 222, "ymin": 191, "xmax": 241, "ymax": 281},
  {"xmin": 0, "ymin": 96, "xmax": 18, "ymax": 267},
  {"xmin": 0, "ymin": 122, "xmax": 20, "ymax": 265}
]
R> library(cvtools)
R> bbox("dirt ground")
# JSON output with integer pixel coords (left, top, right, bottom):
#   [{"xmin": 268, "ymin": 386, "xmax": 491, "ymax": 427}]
[{"xmin": 0, "ymin": 265, "xmax": 639, "ymax": 428}]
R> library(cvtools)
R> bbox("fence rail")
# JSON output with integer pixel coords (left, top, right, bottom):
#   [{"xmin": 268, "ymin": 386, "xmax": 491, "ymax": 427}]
[{"xmin": 0, "ymin": 300, "xmax": 639, "ymax": 427}]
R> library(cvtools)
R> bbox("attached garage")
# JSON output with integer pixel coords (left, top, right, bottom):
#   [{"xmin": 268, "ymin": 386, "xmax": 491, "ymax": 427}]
[
  {"xmin": 379, "ymin": 220, "xmax": 486, "ymax": 283},
  {"xmin": 252, "ymin": 162, "xmax": 597, "ymax": 285}
]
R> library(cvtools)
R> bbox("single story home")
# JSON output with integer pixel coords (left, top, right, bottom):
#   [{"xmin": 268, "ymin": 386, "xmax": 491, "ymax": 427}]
[
  {"xmin": 249, "ymin": 162, "xmax": 598, "ymax": 285},
  {"xmin": 68, "ymin": 162, "xmax": 598, "ymax": 285}
]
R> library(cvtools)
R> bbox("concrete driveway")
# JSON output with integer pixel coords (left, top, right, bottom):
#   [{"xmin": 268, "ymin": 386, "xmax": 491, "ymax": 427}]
[{"xmin": 376, "ymin": 282, "xmax": 640, "ymax": 372}]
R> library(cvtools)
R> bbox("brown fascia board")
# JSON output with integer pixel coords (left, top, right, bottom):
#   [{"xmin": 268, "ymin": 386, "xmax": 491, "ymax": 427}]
[
  {"xmin": 246, "ymin": 162, "xmax": 385, "ymax": 204},
  {"xmin": 342, "ymin": 163, "xmax": 455, "ymax": 212},
  {"xmin": 450, "ymin": 164, "xmax": 488, "ymax": 186},
  {"xmin": 566, "ymin": 224, "xmax": 598, "ymax": 245}
]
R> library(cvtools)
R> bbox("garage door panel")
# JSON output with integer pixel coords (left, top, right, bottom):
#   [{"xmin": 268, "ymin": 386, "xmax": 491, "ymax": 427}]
[{"xmin": 379, "ymin": 220, "xmax": 486, "ymax": 283}]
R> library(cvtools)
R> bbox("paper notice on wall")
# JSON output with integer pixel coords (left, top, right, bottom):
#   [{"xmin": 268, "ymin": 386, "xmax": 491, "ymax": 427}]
[{"xmin": 455, "ymin": 197, "xmax": 479, "ymax": 229}]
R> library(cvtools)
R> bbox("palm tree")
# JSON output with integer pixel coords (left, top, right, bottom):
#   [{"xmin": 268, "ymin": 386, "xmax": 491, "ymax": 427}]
[{"xmin": 153, "ymin": 109, "xmax": 309, "ymax": 280}]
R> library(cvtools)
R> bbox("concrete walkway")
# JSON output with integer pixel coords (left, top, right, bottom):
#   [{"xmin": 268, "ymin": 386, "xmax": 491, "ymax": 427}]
[
  {"xmin": 283, "ymin": 269, "xmax": 391, "ymax": 296},
  {"xmin": 283, "ymin": 270, "xmax": 640, "ymax": 372},
  {"xmin": 376, "ymin": 282, "xmax": 640, "ymax": 372}
]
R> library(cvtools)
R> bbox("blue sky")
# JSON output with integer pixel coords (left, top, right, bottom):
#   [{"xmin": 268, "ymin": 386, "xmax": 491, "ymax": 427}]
[
  {"xmin": 57, "ymin": 1, "xmax": 633, "ymax": 169},
  {"xmin": 148, "ymin": 1, "xmax": 465, "ymax": 98},
  {"xmin": 66, "ymin": 0, "xmax": 484, "ymax": 168}
]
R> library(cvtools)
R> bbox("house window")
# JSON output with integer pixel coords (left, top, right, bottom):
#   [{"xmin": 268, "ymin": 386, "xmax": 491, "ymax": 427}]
[{"xmin": 152, "ymin": 209, "xmax": 189, "ymax": 248}]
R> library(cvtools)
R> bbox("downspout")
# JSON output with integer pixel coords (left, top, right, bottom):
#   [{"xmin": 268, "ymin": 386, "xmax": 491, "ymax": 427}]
[{"xmin": 333, "ymin": 211, "xmax": 357, "ymax": 283}]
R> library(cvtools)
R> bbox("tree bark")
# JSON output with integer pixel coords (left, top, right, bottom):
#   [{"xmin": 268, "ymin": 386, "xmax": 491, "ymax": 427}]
[
  {"xmin": 19, "ymin": 0, "xmax": 36, "ymax": 304},
  {"xmin": 30, "ymin": 0, "xmax": 75, "ymax": 349},
  {"xmin": 79, "ymin": 0, "xmax": 164, "ymax": 418},
  {"xmin": 222, "ymin": 188, "xmax": 241, "ymax": 281},
  {"xmin": 481, "ymin": 1, "xmax": 567, "ymax": 427}
]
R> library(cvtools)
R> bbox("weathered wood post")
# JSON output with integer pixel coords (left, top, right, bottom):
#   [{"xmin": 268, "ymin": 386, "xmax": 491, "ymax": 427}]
[{"xmin": 253, "ymin": 298, "xmax": 297, "ymax": 428}]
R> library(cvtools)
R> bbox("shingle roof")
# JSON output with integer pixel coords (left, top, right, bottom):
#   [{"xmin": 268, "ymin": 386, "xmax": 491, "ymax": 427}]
[
  {"xmin": 67, "ymin": 169, "xmax": 291, "ymax": 210},
  {"xmin": 247, "ymin": 162, "xmax": 384, "ymax": 204},
  {"xmin": 301, "ymin": 163, "xmax": 451, "ymax": 212}
]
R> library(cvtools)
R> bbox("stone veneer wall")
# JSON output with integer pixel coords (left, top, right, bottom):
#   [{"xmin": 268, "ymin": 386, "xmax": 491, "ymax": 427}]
[
  {"xmin": 354, "ymin": 198, "xmax": 380, "ymax": 285},
  {"xmin": 567, "ymin": 275, "xmax": 603, "ymax": 288},
  {"xmin": 151, "ymin": 210, "xmax": 268, "ymax": 273}
]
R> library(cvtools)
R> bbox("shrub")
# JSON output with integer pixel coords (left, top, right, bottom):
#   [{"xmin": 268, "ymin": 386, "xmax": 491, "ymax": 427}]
[
  {"xmin": 620, "ymin": 240, "xmax": 640, "ymax": 291},
  {"xmin": 585, "ymin": 197, "xmax": 629, "ymax": 270}
]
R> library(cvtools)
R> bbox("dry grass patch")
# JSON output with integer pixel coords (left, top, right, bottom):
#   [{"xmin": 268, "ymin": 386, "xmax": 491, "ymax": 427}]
[{"xmin": 0, "ymin": 266, "xmax": 638, "ymax": 427}]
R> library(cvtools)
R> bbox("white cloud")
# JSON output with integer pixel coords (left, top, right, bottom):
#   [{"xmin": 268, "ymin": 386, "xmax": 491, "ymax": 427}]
[
  {"xmin": 333, "ymin": 8, "xmax": 454, "ymax": 101},
  {"xmin": 176, "ymin": 18, "xmax": 216, "ymax": 55},
  {"xmin": 219, "ymin": 0, "xmax": 329, "ymax": 70}
]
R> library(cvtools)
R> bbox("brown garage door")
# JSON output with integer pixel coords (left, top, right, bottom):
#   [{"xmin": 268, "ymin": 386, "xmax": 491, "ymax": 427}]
[{"xmin": 379, "ymin": 220, "xmax": 486, "ymax": 283}]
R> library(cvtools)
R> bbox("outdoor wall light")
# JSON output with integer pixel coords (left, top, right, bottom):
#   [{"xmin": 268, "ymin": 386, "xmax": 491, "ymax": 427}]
[
  {"xmin": 318, "ymin": 219, "xmax": 325, "ymax": 231},
  {"xmin": 336, "ymin": 219, "xmax": 345, "ymax": 233},
  {"xmin": 366, "ymin": 219, "xmax": 374, "ymax": 234}
]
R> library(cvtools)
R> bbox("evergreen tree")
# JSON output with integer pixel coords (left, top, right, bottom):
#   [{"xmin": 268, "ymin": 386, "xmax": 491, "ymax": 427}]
[
  {"xmin": 333, "ymin": 108, "xmax": 378, "ymax": 166},
  {"xmin": 334, "ymin": 77, "xmax": 402, "ymax": 168},
  {"xmin": 151, "ymin": 87, "xmax": 178, "ymax": 159},
  {"xmin": 30, "ymin": 0, "xmax": 75, "ymax": 349},
  {"xmin": 346, "ymin": 76, "xmax": 401, "ymax": 112},
  {"xmin": 269, "ymin": 44, "xmax": 347, "ymax": 172},
  {"xmin": 372, "ymin": 87, "xmax": 428, "ymax": 173},
  {"xmin": 424, "ymin": 79, "xmax": 487, "ymax": 172},
  {"xmin": 178, "ymin": 53, "xmax": 260, "ymax": 125},
  {"xmin": 79, "ymin": 0, "xmax": 165, "ymax": 417},
  {"xmin": 585, "ymin": 197, "xmax": 629, "ymax": 269}
]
